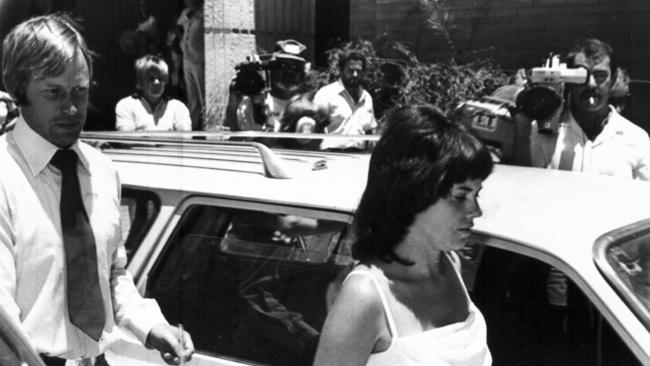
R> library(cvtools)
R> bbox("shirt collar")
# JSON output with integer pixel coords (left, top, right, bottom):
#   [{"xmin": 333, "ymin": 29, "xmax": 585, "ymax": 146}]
[
  {"xmin": 564, "ymin": 105, "xmax": 616, "ymax": 145},
  {"xmin": 335, "ymin": 79, "xmax": 365, "ymax": 106},
  {"xmin": 137, "ymin": 95, "xmax": 168, "ymax": 114},
  {"xmin": 11, "ymin": 114, "xmax": 89, "ymax": 177}
]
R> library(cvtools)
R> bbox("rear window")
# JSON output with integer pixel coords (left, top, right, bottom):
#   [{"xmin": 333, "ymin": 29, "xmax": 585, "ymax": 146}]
[{"xmin": 595, "ymin": 220, "xmax": 650, "ymax": 331}]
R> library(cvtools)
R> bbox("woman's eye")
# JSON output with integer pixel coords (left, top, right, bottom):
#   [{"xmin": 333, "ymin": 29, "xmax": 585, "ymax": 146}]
[
  {"xmin": 44, "ymin": 89, "xmax": 59, "ymax": 97},
  {"xmin": 453, "ymin": 195, "xmax": 466, "ymax": 202}
]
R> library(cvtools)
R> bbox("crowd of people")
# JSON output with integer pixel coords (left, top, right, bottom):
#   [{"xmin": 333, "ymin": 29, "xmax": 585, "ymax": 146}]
[{"xmin": 0, "ymin": 4, "xmax": 650, "ymax": 366}]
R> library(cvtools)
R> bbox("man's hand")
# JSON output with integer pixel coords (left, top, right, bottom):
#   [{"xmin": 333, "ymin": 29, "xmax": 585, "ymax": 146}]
[{"xmin": 146, "ymin": 323, "xmax": 195, "ymax": 365}]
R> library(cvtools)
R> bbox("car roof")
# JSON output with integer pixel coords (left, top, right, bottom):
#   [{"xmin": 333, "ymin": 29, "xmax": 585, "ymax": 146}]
[
  {"xmin": 83, "ymin": 133, "xmax": 370, "ymax": 213},
  {"xmin": 476, "ymin": 164, "xmax": 650, "ymax": 263}
]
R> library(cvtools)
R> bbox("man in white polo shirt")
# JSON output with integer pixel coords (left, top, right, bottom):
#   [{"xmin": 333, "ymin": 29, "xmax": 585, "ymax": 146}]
[{"xmin": 315, "ymin": 49, "xmax": 377, "ymax": 151}]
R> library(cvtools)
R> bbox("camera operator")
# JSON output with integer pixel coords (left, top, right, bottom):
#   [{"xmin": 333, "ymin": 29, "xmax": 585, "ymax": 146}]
[
  {"xmin": 223, "ymin": 39, "xmax": 308, "ymax": 132},
  {"xmin": 511, "ymin": 38, "xmax": 650, "ymax": 180}
]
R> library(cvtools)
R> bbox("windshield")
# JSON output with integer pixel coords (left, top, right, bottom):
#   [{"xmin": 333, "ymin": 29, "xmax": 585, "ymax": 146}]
[{"xmin": 596, "ymin": 222, "xmax": 650, "ymax": 330}]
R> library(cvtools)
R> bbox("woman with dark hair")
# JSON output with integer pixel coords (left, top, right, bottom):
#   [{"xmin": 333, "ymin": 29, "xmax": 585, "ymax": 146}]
[
  {"xmin": 313, "ymin": 104, "xmax": 493, "ymax": 366},
  {"xmin": 276, "ymin": 91, "xmax": 329, "ymax": 149}
]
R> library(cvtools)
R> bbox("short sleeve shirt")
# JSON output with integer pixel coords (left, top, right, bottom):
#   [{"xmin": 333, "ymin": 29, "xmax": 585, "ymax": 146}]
[
  {"xmin": 530, "ymin": 106, "xmax": 650, "ymax": 180},
  {"xmin": 314, "ymin": 80, "xmax": 377, "ymax": 150}
]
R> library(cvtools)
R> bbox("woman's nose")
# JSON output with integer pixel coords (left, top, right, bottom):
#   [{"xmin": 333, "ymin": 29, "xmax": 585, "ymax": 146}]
[{"xmin": 467, "ymin": 199, "xmax": 482, "ymax": 219}]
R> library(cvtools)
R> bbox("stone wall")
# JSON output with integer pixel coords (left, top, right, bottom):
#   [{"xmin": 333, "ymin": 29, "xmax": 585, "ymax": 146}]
[{"xmin": 204, "ymin": 0, "xmax": 257, "ymax": 128}]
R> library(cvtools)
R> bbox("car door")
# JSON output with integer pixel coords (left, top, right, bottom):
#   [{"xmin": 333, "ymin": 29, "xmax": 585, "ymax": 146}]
[
  {"xmin": 460, "ymin": 235, "xmax": 646, "ymax": 366},
  {"xmin": 107, "ymin": 196, "xmax": 355, "ymax": 366},
  {"xmin": 0, "ymin": 306, "xmax": 44, "ymax": 366}
]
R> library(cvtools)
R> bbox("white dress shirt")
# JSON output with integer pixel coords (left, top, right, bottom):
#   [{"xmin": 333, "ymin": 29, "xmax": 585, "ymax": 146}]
[
  {"xmin": 115, "ymin": 95, "xmax": 191, "ymax": 131},
  {"xmin": 315, "ymin": 79, "xmax": 377, "ymax": 150},
  {"xmin": 0, "ymin": 116, "xmax": 167, "ymax": 359},
  {"xmin": 530, "ymin": 106, "xmax": 650, "ymax": 180}
]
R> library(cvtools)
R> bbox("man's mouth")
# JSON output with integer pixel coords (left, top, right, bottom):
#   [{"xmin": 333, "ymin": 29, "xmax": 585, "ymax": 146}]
[
  {"xmin": 580, "ymin": 91, "xmax": 601, "ymax": 106},
  {"xmin": 457, "ymin": 227, "xmax": 473, "ymax": 235}
]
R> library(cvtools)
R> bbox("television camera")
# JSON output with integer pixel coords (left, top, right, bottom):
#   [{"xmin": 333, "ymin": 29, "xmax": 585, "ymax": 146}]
[
  {"xmin": 516, "ymin": 54, "xmax": 588, "ymax": 133},
  {"xmin": 457, "ymin": 54, "xmax": 588, "ymax": 162},
  {"xmin": 232, "ymin": 40, "xmax": 307, "ymax": 96}
]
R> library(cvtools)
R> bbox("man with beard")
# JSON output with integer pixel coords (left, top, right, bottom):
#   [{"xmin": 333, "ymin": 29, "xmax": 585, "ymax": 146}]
[
  {"xmin": 0, "ymin": 14, "xmax": 193, "ymax": 365},
  {"xmin": 512, "ymin": 38, "xmax": 650, "ymax": 179},
  {"xmin": 315, "ymin": 50, "xmax": 377, "ymax": 151}
]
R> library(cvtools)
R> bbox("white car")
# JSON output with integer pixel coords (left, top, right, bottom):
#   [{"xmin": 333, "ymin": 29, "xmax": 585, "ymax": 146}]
[
  {"xmin": 80, "ymin": 132, "xmax": 650, "ymax": 366},
  {"xmin": 0, "ymin": 305, "xmax": 44, "ymax": 366}
]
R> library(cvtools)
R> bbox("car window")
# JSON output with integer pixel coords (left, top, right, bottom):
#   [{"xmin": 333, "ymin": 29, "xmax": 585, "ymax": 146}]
[
  {"xmin": 119, "ymin": 188, "xmax": 161, "ymax": 260},
  {"xmin": 145, "ymin": 203, "xmax": 354, "ymax": 365},
  {"xmin": 464, "ymin": 240, "xmax": 640, "ymax": 366},
  {"xmin": 594, "ymin": 222, "xmax": 650, "ymax": 332}
]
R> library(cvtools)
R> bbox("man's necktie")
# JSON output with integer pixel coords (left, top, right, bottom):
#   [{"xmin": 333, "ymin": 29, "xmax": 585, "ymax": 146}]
[{"xmin": 50, "ymin": 149, "xmax": 105, "ymax": 341}]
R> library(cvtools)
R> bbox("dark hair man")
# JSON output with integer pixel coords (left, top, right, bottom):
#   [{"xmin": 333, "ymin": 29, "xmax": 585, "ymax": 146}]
[
  {"xmin": 512, "ymin": 38, "xmax": 650, "ymax": 179},
  {"xmin": 0, "ymin": 14, "xmax": 193, "ymax": 365},
  {"xmin": 315, "ymin": 49, "xmax": 377, "ymax": 151}
]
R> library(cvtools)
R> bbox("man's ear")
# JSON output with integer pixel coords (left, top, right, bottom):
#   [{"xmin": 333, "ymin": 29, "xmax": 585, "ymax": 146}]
[{"xmin": 11, "ymin": 89, "xmax": 27, "ymax": 106}]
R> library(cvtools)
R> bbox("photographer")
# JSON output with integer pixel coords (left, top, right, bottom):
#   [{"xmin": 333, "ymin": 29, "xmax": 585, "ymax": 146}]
[
  {"xmin": 512, "ymin": 38, "xmax": 650, "ymax": 179},
  {"xmin": 224, "ymin": 39, "xmax": 309, "ymax": 132}
]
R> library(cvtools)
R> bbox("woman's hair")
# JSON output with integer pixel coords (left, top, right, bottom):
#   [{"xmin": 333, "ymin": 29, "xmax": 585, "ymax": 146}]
[
  {"xmin": 134, "ymin": 54, "xmax": 169, "ymax": 90},
  {"xmin": 280, "ymin": 92, "xmax": 328, "ymax": 133},
  {"xmin": 2, "ymin": 13, "xmax": 93, "ymax": 106},
  {"xmin": 352, "ymin": 104, "xmax": 493, "ymax": 265}
]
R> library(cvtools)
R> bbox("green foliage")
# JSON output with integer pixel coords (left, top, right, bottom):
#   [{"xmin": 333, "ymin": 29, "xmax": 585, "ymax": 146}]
[{"xmin": 309, "ymin": 39, "xmax": 509, "ymax": 126}]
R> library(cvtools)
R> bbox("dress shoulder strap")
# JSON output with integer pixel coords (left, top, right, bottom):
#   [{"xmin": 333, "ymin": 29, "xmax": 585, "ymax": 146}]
[{"xmin": 344, "ymin": 269, "xmax": 399, "ymax": 339}]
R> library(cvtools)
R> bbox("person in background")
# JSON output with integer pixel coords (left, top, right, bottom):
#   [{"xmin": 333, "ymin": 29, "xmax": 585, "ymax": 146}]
[
  {"xmin": 224, "ymin": 39, "xmax": 309, "ymax": 132},
  {"xmin": 315, "ymin": 49, "xmax": 377, "ymax": 151},
  {"xmin": 609, "ymin": 67, "xmax": 631, "ymax": 114},
  {"xmin": 176, "ymin": 0, "xmax": 204, "ymax": 130},
  {"xmin": 512, "ymin": 38, "xmax": 650, "ymax": 179},
  {"xmin": 313, "ymin": 104, "xmax": 493, "ymax": 366},
  {"xmin": 276, "ymin": 91, "xmax": 329, "ymax": 149},
  {"xmin": 0, "ymin": 14, "xmax": 193, "ymax": 365},
  {"xmin": 115, "ymin": 54, "xmax": 191, "ymax": 131}
]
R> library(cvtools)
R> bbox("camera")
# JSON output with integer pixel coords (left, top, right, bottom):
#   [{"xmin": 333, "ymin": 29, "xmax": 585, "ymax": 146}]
[
  {"xmin": 516, "ymin": 54, "xmax": 588, "ymax": 133},
  {"xmin": 232, "ymin": 55, "xmax": 275, "ymax": 96},
  {"xmin": 232, "ymin": 40, "xmax": 308, "ymax": 96}
]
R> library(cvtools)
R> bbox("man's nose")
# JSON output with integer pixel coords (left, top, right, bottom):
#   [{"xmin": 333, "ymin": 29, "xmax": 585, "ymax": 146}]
[
  {"xmin": 61, "ymin": 97, "xmax": 78, "ymax": 115},
  {"xmin": 587, "ymin": 73, "xmax": 598, "ymax": 87}
]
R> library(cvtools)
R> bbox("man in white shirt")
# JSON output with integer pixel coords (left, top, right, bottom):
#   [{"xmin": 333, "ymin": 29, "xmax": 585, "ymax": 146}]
[
  {"xmin": 115, "ymin": 54, "xmax": 191, "ymax": 131},
  {"xmin": 0, "ymin": 14, "xmax": 193, "ymax": 366},
  {"xmin": 315, "ymin": 49, "xmax": 377, "ymax": 151},
  {"xmin": 512, "ymin": 38, "xmax": 650, "ymax": 180}
]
